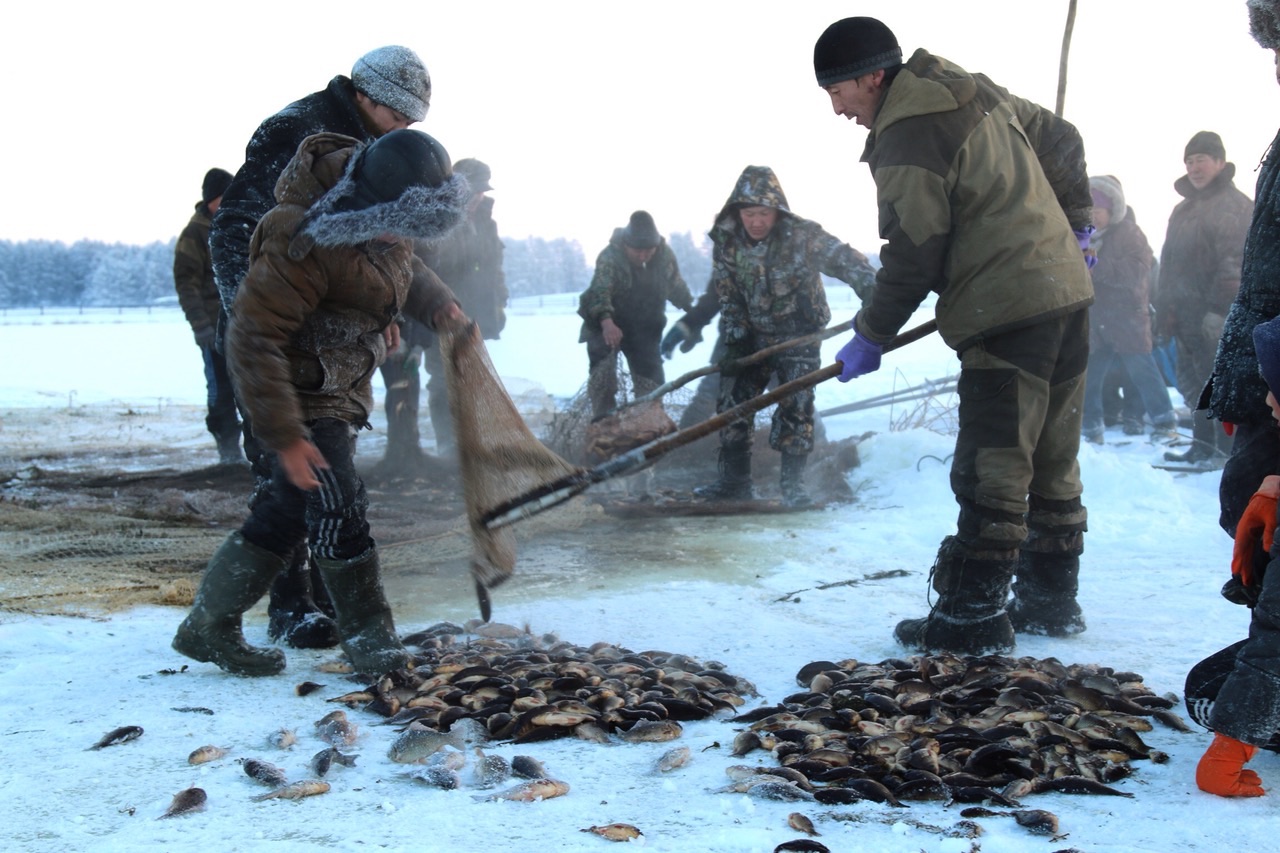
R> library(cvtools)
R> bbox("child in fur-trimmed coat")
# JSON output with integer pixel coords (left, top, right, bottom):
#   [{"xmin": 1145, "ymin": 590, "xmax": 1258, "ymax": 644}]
[{"xmin": 172, "ymin": 129, "xmax": 472, "ymax": 678}]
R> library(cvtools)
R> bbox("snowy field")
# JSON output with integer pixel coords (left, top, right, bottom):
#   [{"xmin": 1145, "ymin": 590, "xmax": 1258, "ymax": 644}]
[{"xmin": 0, "ymin": 292, "xmax": 1268, "ymax": 852}]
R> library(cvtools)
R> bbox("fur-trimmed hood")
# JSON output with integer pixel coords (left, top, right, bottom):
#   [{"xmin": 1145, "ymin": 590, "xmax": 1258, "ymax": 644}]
[{"xmin": 272, "ymin": 132, "xmax": 470, "ymax": 260}]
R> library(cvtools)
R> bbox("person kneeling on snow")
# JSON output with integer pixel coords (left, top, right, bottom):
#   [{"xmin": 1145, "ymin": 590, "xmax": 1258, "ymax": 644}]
[
  {"xmin": 1196, "ymin": 313, "xmax": 1280, "ymax": 796},
  {"xmin": 173, "ymin": 129, "xmax": 471, "ymax": 676}
]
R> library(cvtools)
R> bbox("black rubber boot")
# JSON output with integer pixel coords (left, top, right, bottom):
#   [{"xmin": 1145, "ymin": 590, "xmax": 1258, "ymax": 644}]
[
  {"xmin": 780, "ymin": 453, "xmax": 812, "ymax": 508},
  {"xmin": 267, "ymin": 546, "xmax": 341, "ymax": 649},
  {"xmin": 317, "ymin": 548, "xmax": 410, "ymax": 675},
  {"xmin": 694, "ymin": 446, "xmax": 755, "ymax": 500},
  {"xmin": 1009, "ymin": 548, "xmax": 1087, "ymax": 636},
  {"xmin": 894, "ymin": 536, "xmax": 1017, "ymax": 655},
  {"xmin": 172, "ymin": 533, "xmax": 288, "ymax": 676}
]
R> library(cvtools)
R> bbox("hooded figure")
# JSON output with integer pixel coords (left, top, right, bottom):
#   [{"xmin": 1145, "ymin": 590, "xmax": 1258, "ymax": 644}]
[
  {"xmin": 174, "ymin": 130, "xmax": 469, "ymax": 679},
  {"xmin": 693, "ymin": 165, "xmax": 875, "ymax": 506}
]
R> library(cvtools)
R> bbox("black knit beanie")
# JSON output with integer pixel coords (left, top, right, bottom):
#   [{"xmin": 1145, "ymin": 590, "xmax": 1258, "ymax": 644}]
[
  {"xmin": 346, "ymin": 129, "xmax": 452, "ymax": 211},
  {"xmin": 622, "ymin": 211, "xmax": 661, "ymax": 249},
  {"xmin": 1254, "ymin": 315, "xmax": 1280, "ymax": 397},
  {"xmin": 202, "ymin": 168, "xmax": 233, "ymax": 204},
  {"xmin": 1184, "ymin": 130, "xmax": 1226, "ymax": 161},
  {"xmin": 813, "ymin": 17, "xmax": 903, "ymax": 87}
]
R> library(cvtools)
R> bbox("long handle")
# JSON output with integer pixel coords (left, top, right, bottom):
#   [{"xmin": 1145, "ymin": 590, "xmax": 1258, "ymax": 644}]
[
  {"xmin": 611, "ymin": 320, "xmax": 854, "ymax": 415},
  {"xmin": 480, "ymin": 318, "xmax": 938, "ymax": 529}
]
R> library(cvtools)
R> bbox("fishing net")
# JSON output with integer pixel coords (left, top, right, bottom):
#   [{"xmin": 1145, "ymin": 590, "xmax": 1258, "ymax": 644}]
[{"xmin": 439, "ymin": 321, "xmax": 585, "ymax": 619}]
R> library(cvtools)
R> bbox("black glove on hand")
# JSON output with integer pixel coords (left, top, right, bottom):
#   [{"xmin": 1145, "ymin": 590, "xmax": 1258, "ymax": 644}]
[{"xmin": 660, "ymin": 321, "xmax": 691, "ymax": 360}]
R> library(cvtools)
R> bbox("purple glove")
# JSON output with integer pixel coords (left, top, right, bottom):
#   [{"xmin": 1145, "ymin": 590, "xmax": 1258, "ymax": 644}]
[
  {"xmin": 836, "ymin": 331, "xmax": 883, "ymax": 382},
  {"xmin": 1075, "ymin": 226, "xmax": 1097, "ymax": 270}
]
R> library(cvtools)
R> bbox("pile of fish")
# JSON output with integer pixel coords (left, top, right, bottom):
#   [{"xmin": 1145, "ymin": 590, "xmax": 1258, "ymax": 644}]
[
  {"xmin": 327, "ymin": 621, "xmax": 757, "ymax": 744},
  {"xmin": 721, "ymin": 652, "xmax": 1190, "ymax": 809}
]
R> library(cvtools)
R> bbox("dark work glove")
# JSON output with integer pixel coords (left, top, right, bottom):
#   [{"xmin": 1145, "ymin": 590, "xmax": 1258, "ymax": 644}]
[
  {"xmin": 660, "ymin": 320, "xmax": 694, "ymax": 359},
  {"xmin": 835, "ymin": 331, "xmax": 883, "ymax": 382},
  {"xmin": 193, "ymin": 326, "xmax": 216, "ymax": 349}
]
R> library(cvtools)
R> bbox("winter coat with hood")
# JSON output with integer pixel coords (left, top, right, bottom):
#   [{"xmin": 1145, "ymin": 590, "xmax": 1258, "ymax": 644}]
[
  {"xmin": 577, "ymin": 232, "xmax": 693, "ymax": 343},
  {"xmin": 1207, "ymin": 131, "xmax": 1280, "ymax": 425},
  {"xmin": 710, "ymin": 165, "xmax": 875, "ymax": 345},
  {"xmin": 226, "ymin": 132, "xmax": 465, "ymax": 453},
  {"xmin": 1087, "ymin": 179, "xmax": 1156, "ymax": 355},
  {"xmin": 172, "ymin": 202, "xmax": 221, "ymax": 340},
  {"xmin": 1155, "ymin": 163, "xmax": 1253, "ymax": 344},
  {"xmin": 211, "ymin": 76, "xmax": 378, "ymax": 317},
  {"xmin": 855, "ymin": 49, "xmax": 1094, "ymax": 353}
]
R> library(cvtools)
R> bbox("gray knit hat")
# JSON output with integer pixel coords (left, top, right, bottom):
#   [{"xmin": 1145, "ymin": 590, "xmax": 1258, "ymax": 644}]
[
  {"xmin": 351, "ymin": 46, "xmax": 431, "ymax": 122},
  {"xmin": 1249, "ymin": 0, "xmax": 1280, "ymax": 49}
]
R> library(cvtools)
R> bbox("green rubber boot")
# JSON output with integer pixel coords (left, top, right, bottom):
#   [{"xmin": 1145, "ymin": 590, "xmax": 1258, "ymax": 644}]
[{"xmin": 317, "ymin": 548, "xmax": 410, "ymax": 675}]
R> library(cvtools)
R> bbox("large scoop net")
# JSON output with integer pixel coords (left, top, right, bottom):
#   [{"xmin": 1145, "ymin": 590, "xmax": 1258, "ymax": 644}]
[{"xmin": 439, "ymin": 322, "xmax": 583, "ymax": 620}]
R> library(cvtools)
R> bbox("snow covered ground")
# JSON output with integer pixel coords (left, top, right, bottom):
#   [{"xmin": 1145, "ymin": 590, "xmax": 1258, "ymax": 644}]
[{"xmin": 0, "ymin": 293, "xmax": 1270, "ymax": 852}]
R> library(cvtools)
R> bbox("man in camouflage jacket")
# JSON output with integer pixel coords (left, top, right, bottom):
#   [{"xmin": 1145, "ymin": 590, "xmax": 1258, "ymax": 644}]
[
  {"xmin": 693, "ymin": 164, "xmax": 875, "ymax": 507},
  {"xmin": 174, "ymin": 167, "xmax": 240, "ymax": 464},
  {"xmin": 815, "ymin": 17, "xmax": 1095, "ymax": 655},
  {"xmin": 578, "ymin": 210, "xmax": 694, "ymax": 417}
]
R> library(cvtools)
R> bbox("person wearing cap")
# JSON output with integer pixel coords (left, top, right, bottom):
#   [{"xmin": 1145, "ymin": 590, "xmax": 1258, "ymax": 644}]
[
  {"xmin": 1081, "ymin": 174, "xmax": 1178, "ymax": 446},
  {"xmin": 813, "ymin": 16, "xmax": 1094, "ymax": 655},
  {"xmin": 173, "ymin": 129, "xmax": 470, "ymax": 678},
  {"xmin": 208, "ymin": 45, "xmax": 432, "ymax": 650},
  {"xmin": 689, "ymin": 165, "xmax": 876, "ymax": 507},
  {"xmin": 174, "ymin": 167, "xmax": 242, "ymax": 465},
  {"xmin": 376, "ymin": 158, "xmax": 508, "ymax": 472},
  {"xmin": 1206, "ymin": 0, "xmax": 1280, "ymax": 543},
  {"xmin": 577, "ymin": 211, "xmax": 695, "ymax": 418},
  {"xmin": 1155, "ymin": 130, "xmax": 1254, "ymax": 466}
]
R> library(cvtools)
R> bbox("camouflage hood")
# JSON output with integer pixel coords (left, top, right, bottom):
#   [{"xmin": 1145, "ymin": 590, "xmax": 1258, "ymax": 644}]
[{"xmin": 711, "ymin": 166, "xmax": 793, "ymax": 238}]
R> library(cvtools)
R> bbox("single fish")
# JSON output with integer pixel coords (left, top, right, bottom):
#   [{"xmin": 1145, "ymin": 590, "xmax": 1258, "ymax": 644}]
[
  {"xmin": 618, "ymin": 719, "xmax": 683, "ymax": 743},
  {"xmin": 655, "ymin": 745, "xmax": 691, "ymax": 772},
  {"xmin": 252, "ymin": 780, "xmax": 330, "ymax": 801},
  {"xmin": 388, "ymin": 722, "xmax": 464, "ymax": 764},
  {"xmin": 187, "ymin": 745, "xmax": 229, "ymax": 765},
  {"xmin": 774, "ymin": 841, "xmax": 830, "ymax": 853},
  {"xmin": 266, "ymin": 728, "xmax": 297, "ymax": 750},
  {"xmin": 89, "ymin": 725, "xmax": 143, "ymax": 750},
  {"xmin": 241, "ymin": 758, "xmax": 288, "ymax": 788},
  {"xmin": 315, "ymin": 712, "xmax": 358, "ymax": 747},
  {"xmin": 170, "ymin": 706, "xmax": 215, "ymax": 715},
  {"xmin": 478, "ymin": 778, "xmax": 570, "ymax": 802},
  {"xmin": 510, "ymin": 755, "xmax": 547, "ymax": 779},
  {"xmin": 581, "ymin": 823, "xmax": 643, "ymax": 841},
  {"xmin": 295, "ymin": 681, "xmax": 326, "ymax": 697},
  {"xmin": 787, "ymin": 812, "xmax": 820, "ymax": 837},
  {"xmin": 159, "ymin": 786, "xmax": 207, "ymax": 819},
  {"xmin": 472, "ymin": 747, "xmax": 511, "ymax": 788}
]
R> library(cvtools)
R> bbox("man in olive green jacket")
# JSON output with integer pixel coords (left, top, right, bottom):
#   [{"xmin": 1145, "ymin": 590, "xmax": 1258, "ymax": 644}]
[{"xmin": 814, "ymin": 17, "xmax": 1095, "ymax": 655}]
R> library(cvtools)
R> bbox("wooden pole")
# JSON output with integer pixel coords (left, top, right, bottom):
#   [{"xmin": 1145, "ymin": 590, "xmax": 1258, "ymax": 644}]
[{"xmin": 1056, "ymin": 0, "xmax": 1078, "ymax": 117}]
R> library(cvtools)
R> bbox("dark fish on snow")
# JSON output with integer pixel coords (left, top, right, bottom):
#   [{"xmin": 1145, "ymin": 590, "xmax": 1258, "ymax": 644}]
[
  {"xmin": 159, "ymin": 786, "xmax": 207, "ymax": 819},
  {"xmin": 89, "ymin": 725, "xmax": 143, "ymax": 750}
]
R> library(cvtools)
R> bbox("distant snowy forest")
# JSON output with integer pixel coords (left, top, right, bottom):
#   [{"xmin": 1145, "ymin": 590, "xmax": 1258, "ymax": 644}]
[{"xmin": 0, "ymin": 232, "xmax": 714, "ymax": 310}]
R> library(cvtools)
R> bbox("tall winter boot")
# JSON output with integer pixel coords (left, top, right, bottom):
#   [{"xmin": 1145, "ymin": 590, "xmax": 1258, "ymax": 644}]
[
  {"xmin": 694, "ymin": 446, "xmax": 755, "ymax": 500},
  {"xmin": 316, "ymin": 548, "xmax": 410, "ymax": 675},
  {"xmin": 267, "ymin": 546, "xmax": 341, "ymax": 649},
  {"xmin": 1008, "ymin": 547, "xmax": 1086, "ymax": 636},
  {"xmin": 779, "ymin": 452, "xmax": 812, "ymax": 508},
  {"xmin": 894, "ymin": 536, "xmax": 1017, "ymax": 655},
  {"xmin": 172, "ymin": 533, "xmax": 288, "ymax": 676},
  {"xmin": 206, "ymin": 413, "xmax": 244, "ymax": 466}
]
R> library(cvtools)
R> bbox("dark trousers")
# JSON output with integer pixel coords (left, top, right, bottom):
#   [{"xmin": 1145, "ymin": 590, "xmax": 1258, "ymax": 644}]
[
  {"xmin": 1221, "ymin": 420, "xmax": 1280, "ymax": 536},
  {"xmin": 1082, "ymin": 347, "xmax": 1176, "ymax": 435},
  {"xmin": 715, "ymin": 342, "xmax": 820, "ymax": 454},
  {"xmin": 200, "ymin": 343, "xmax": 240, "ymax": 438},
  {"xmin": 586, "ymin": 330, "xmax": 664, "ymax": 417},
  {"xmin": 240, "ymin": 418, "xmax": 372, "ymax": 563}
]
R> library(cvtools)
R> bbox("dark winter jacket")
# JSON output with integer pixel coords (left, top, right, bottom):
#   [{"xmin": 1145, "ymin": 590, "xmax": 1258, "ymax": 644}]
[
  {"xmin": 855, "ymin": 49, "xmax": 1094, "ymax": 353},
  {"xmin": 226, "ymin": 133, "xmax": 464, "ymax": 452},
  {"xmin": 1155, "ymin": 164, "xmax": 1253, "ymax": 342},
  {"xmin": 172, "ymin": 203, "xmax": 220, "ymax": 339},
  {"xmin": 1208, "ymin": 130, "xmax": 1280, "ymax": 425},
  {"xmin": 1087, "ymin": 199, "xmax": 1155, "ymax": 355},
  {"xmin": 417, "ymin": 196, "xmax": 507, "ymax": 339},
  {"xmin": 577, "ymin": 232, "xmax": 693, "ymax": 343},
  {"xmin": 710, "ymin": 165, "xmax": 875, "ymax": 346},
  {"xmin": 211, "ymin": 76, "xmax": 377, "ymax": 318}
]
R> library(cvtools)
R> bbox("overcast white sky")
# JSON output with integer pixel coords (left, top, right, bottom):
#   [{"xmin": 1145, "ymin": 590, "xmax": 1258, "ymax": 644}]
[{"xmin": 2, "ymin": 1, "xmax": 1277, "ymax": 262}]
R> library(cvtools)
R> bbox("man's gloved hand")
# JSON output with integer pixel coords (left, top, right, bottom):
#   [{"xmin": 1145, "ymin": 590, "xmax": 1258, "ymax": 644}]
[
  {"xmin": 193, "ymin": 326, "xmax": 216, "ymax": 349},
  {"xmin": 1196, "ymin": 732, "xmax": 1265, "ymax": 797},
  {"xmin": 835, "ymin": 331, "xmax": 883, "ymax": 383},
  {"xmin": 1230, "ymin": 477, "xmax": 1280, "ymax": 589},
  {"xmin": 1074, "ymin": 227, "xmax": 1097, "ymax": 270},
  {"xmin": 660, "ymin": 321, "xmax": 693, "ymax": 359}
]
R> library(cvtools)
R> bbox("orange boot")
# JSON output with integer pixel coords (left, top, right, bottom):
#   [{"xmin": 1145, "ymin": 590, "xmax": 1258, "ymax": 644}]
[{"xmin": 1196, "ymin": 733, "xmax": 1266, "ymax": 797}]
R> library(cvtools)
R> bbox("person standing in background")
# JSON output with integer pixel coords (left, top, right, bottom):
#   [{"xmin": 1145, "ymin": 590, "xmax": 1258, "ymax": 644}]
[{"xmin": 174, "ymin": 167, "xmax": 241, "ymax": 465}]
